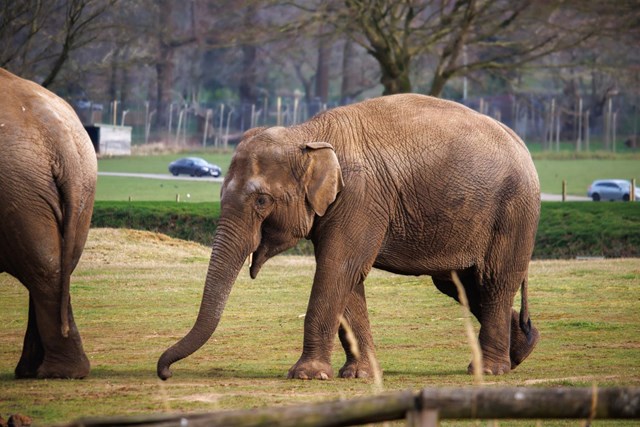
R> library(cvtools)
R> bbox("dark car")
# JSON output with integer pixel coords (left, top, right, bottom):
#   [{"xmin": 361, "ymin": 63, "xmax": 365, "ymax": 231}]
[
  {"xmin": 587, "ymin": 179, "xmax": 640, "ymax": 201},
  {"xmin": 168, "ymin": 157, "xmax": 222, "ymax": 177}
]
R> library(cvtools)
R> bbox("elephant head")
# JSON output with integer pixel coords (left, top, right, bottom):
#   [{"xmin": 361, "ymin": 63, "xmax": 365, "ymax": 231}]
[{"xmin": 157, "ymin": 127, "xmax": 344, "ymax": 379}]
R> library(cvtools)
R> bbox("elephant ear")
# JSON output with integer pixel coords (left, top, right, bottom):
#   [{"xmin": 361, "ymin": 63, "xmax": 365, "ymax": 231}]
[{"xmin": 302, "ymin": 142, "xmax": 344, "ymax": 216}]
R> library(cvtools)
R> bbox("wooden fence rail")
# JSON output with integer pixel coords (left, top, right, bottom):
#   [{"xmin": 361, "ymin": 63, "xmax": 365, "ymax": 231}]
[{"xmin": 65, "ymin": 387, "xmax": 639, "ymax": 427}]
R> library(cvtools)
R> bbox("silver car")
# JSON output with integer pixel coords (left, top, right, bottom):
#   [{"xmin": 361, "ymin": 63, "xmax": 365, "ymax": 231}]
[{"xmin": 587, "ymin": 179, "xmax": 640, "ymax": 202}]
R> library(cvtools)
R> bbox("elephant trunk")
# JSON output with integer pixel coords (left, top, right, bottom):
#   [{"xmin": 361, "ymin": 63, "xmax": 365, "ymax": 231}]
[{"xmin": 157, "ymin": 221, "xmax": 249, "ymax": 380}]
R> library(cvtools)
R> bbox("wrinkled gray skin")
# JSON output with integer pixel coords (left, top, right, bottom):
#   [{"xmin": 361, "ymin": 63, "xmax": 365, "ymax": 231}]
[
  {"xmin": 0, "ymin": 68, "xmax": 96, "ymax": 379},
  {"xmin": 158, "ymin": 93, "xmax": 540, "ymax": 380}
]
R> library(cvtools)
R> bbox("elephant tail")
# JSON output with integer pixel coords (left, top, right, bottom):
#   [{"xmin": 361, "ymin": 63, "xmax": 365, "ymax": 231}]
[
  {"xmin": 57, "ymin": 147, "xmax": 95, "ymax": 338},
  {"xmin": 59, "ymin": 180, "xmax": 80, "ymax": 338},
  {"xmin": 518, "ymin": 278, "xmax": 534, "ymax": 341}
]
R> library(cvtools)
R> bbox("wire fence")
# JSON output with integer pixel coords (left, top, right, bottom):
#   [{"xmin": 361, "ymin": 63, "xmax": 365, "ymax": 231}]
[{"xmin": 74, "ymin": 92, "xmax": 639, "ymax": 151}]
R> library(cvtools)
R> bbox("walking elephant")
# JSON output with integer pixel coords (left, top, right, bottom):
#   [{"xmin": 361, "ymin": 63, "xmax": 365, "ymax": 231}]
[
  {"xmin": 158, "ymin": 93, "xmax": 540, "ymax": 380},
  {"xmin": 0, "ymin": 68, "xmax": 96, "ymax": 379}
]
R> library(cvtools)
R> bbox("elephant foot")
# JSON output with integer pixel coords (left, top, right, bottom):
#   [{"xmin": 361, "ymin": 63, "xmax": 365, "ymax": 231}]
[
  {"xmin": 467, "ymin": 359, "xmax": 511, "ymax": 376},
  {"xmin": 510, "ymin": 321, "xmax": 540, "ymax": 369},
  {"xmin": 15, "ymin": 362, "xmax": 39, "ymax": 379},
  {"xmin": 339, "ymin": 360, "xmax": 372, "ymax": 379},
  {"xmin": 36, "ymin": 355, "xmax": 90, "ymax": 379},
  {"xmin": 287, "ymin": 359, "xmax": 333, "ymax": 380}
]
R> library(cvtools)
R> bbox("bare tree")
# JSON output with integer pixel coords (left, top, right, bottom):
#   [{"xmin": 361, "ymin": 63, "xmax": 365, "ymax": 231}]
[
  {"xmin": 1, "ymin": 0, "xmax": 117, "ymax": 87},
  {"xmin": 339, "ymin": 0, "xmax": 622, "ymax": 97}
]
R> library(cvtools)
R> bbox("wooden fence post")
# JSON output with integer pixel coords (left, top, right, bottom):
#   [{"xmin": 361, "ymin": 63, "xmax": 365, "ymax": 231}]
[
  {"xmin": 277, "ymin": 96, "xmax": 282, "ymax": 126},
  {"xmin": 65, "ymin": 387, "xmax": 640, "ymax": 427},
  {"xmin": 562, "ymin": 180, "xmax": 567, "ymax": 202},
  {"xmin": 407, "ymin": 407, "xmax": 439, "ymax": 427},
  {"xmin": 631, "ymin": 178, "xmax": 636, "ymax": 201}
]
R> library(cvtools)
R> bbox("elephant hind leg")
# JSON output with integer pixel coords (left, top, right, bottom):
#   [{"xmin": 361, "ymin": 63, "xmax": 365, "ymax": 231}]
[
  {"xmin": 26, "ymin": 276, "xmax": 90, "ymax": 379},
  {"xmin": 15, "ymin": 296, "xmax": 45, "ymax": 379},
  {"xmin": 433, "ymin": 270, "xmax": 513, "ymax": 375},
  {"xmin": 35, "ymin": 298, "xmax": 90, "ymax": 379}
]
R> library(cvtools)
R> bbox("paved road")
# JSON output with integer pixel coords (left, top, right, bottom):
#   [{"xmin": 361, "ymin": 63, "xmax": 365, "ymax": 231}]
[
  {"xmin": 540, "ymin": 193, "xmax": 590, "ymax": 202},
  {"xmin": 98, "ymin": 172, "xmax": 590, "ymax": 201},
  {"xmin": 99, "ymin": 171, "xmax": 223, "ymax": 183}
]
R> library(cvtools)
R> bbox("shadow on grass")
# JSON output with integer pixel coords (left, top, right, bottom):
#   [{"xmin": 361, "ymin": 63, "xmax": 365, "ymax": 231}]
[
  {"xmin": 382, "ymin": 369, "xmax": 468, "ymax": 377},
  {"xmin": 88, "ymin": 366, "xmax": 285, "ymax": 380},
  {"xmin": 0, "ymin": 372, "xmax": 16, "ymax": 381}
]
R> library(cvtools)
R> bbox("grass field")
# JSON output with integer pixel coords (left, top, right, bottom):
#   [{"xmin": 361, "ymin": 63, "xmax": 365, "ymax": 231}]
[
  {"xmin": 96, "ymin": 175, "xmax": 223, "ymax": 203},
  {"xmin": 1, "ymin": 229, "xmax": 639, "ymax": 425},
  {"xmin": 535, "ymin": 159, "xmax": 640, "ymax": 197},
  {"xmin": 96, "ymin": 150, "xmax": 640, "ymax": 201}
]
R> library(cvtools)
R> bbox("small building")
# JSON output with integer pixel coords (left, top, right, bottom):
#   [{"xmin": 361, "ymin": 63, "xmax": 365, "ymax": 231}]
[{"xmin": 85, "ymin": 123, "xmax": 132, "ymax": 156}]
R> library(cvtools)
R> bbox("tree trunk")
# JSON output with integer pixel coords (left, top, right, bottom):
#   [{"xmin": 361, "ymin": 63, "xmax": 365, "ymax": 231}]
[
  {"xmin": 154, "ymin": 0, "xmax": 174, "ymax": 130},
  {"xmin": 369, "ymin": 44, "xmax": 412, "ymax": 95},
  {"xmin": 377, "ymin": 52, "xmax": 411, "ymax": 95},
  {"xmin": 315, "ymin": 30, "xmax": 331, "ymax": 103},
  {"xmin": 239, "ymin": 4, "xmax": 258, "ymax": 106},
  {"xmin": 340, "ymin": 38, "xmax": 356, "ymax": 104},
  {"xmin": 380, "ymin": 68, "xmax": 412, "ymax": 95},
  {"xmin": 429, "ymin": 72, "xmax": 448, "ymax": 97}
]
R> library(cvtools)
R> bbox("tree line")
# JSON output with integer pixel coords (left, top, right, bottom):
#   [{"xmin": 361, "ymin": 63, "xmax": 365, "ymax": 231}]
[{"xmin": 1, "ymin": 0, "xmax": 638, "ymax": 144}]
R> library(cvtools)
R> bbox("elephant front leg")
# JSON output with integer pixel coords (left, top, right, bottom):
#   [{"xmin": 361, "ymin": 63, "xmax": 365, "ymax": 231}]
[
  {"xmin": 287, "ymin": 265, "xmax": 356, "ymax": 380},
  {"xmin": 338, "ymin": 280, "xmax": 377, "ymax": 379},
  {"xmin": 287, "ymin": 311, "xmax": 337, "ymax": 379}
]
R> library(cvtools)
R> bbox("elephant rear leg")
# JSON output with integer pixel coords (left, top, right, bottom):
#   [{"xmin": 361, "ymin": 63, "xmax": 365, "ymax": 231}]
[
  {"xmin": 338, "ymin": 280, "xmax": 377, "ymax": 379},
  {"xmin": 433, "ymin": 271, "xmax": 514, "ymax": 375},
  {"xmin": 24, "ymin": 271, "xmax": 90, "ymax": 379},
  {"xmin": 15, "ymin": 296, "xmax": 45, "ymax": 379}
]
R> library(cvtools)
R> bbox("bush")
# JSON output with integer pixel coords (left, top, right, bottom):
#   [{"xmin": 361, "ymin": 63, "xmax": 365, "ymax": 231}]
[{"xmin": 91, "ymin": 201, "xmax": 640, "ymax": 259}]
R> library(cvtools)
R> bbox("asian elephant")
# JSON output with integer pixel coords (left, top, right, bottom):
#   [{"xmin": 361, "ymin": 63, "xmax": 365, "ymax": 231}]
[
  {"xmin": 0, "ymin": 68, "xmax": 96, "ymax": 379},
  {"xmin": 158, "ymin": 93, "xmax": 540, "ymax": 380}
]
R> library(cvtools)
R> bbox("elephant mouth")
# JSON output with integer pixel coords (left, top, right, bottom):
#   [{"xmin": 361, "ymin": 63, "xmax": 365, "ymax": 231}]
[
  {"xmin": 249, "ymin": 246, "xmax": 268, "ymax": 279},
  {"xmin": 249, "ymin": 231, "xmax": 300, "ymax": 279}
]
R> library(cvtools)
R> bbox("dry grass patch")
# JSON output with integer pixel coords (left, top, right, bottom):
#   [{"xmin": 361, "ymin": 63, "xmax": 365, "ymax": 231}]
[{"xmin": 1, "ymin": 229, "xmax": 639, "ymax": 425}]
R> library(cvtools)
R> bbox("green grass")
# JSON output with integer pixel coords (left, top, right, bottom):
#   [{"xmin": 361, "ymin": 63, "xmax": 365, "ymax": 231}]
[
  {"xmin": 96, "ymin": 150, "xmax": 639, "ymax": 200},
  {"xmin": 534, "ymin": 159, "xmax": 640, "ymax": 196},
  {"xmin": 1, "ymin": 229, "xmax": 638, "ymax": 425},
  {"xmin": 96, "ymin": 176, "xmax": 222, "ymax": 202}
]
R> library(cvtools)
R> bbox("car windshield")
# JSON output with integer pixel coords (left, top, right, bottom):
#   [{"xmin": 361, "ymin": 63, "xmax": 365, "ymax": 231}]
[{"xmin": 191, "ymin": 158, "xmax": 208, "ymax": 166}]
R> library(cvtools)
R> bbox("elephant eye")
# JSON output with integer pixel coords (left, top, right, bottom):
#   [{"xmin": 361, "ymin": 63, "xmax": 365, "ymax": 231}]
[{"xmin": 255, "ymin": 194, "xmax": 271, "ymax": 208}]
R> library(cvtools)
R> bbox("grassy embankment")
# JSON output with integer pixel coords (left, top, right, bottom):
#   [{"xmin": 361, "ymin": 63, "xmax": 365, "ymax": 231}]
[
  {"xmin": 1, "ymin": 228, "xmax": 639, "ymax": 426},
  {"xmin": 92, "ymin": 200, "xmax": 640, "ymax": 259}
]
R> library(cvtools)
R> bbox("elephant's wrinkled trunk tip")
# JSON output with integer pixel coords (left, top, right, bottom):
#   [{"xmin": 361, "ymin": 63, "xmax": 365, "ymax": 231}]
[{"xmin": 157, "ymin": 357, "xmax": 173, "ymax": 381}]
